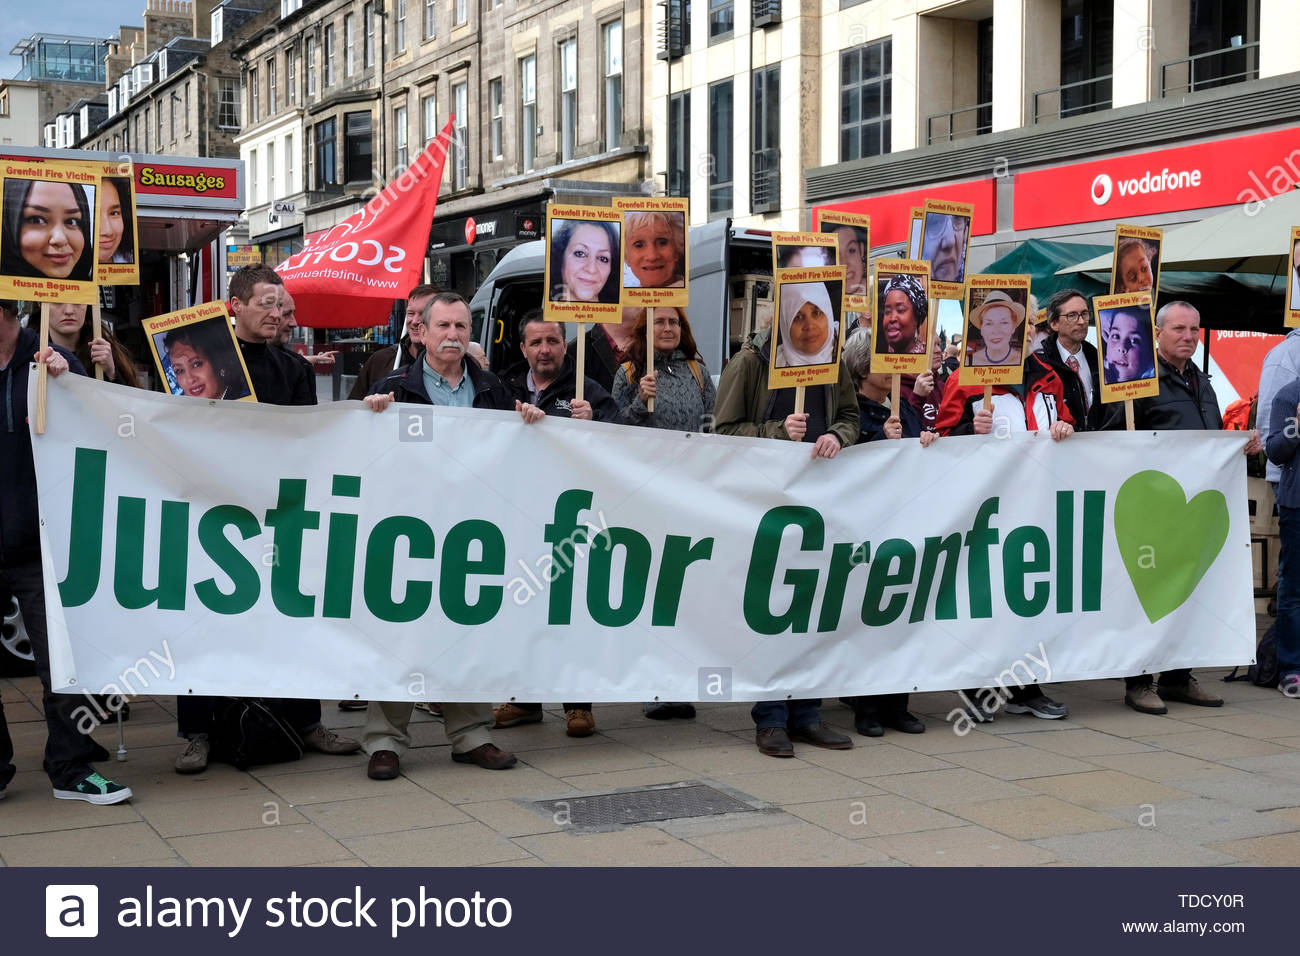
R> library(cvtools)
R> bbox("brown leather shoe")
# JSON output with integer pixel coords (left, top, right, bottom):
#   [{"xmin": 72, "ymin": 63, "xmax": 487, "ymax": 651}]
[
  {"xmin": 367, "ymin": 750, "xmax": 400, "ymax": 780},
  {"xmin": 788, "ymin": 722, "xmax": 853, "ymax": 750},
  {"xmin": 756, "ymin": 727, "xmax": 794, "ymax": 757},
  {"xmin": 1157, "ymin": 677, "xmax": 1223, "ymax": 707},
  {"xmin": 451, "ymin": 742, "xmax": 517, "ymax": 770},
  {"xmin": 493, "ymin": 703, "xmax": 543, "ymax": 728},
  {"xmin": 565, "ymin": 708, "xmax": 596, "ymax": 737},
  {"xmin": 1125, "ymin": 683, "xmax": 1168, "ymax": 715}
]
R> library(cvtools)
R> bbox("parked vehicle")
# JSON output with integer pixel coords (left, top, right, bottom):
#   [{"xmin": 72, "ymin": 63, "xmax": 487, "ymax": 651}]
[{"xmin": 470, "ymin": 219, "xmax": 776, "ymax": 375}]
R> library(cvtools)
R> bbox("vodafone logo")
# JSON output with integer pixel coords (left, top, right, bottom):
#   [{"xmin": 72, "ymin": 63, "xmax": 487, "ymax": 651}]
[
  {"xmin": 1091, "ymin": 174, "xmax": 1113, "ymax": 206},
  {"xmin": 1090, "ymin": 167, "xmax": 1203, "ymax": 206}
]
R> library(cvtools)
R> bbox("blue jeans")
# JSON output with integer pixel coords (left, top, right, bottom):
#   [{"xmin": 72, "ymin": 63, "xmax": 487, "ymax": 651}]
[
  {"xmin": 751, "ymin": 699, "xmax": 822, "ymax": 730},
  {"xmin": 1276, "ymin": 504, "xmax": 1300, "ymax": 678}
]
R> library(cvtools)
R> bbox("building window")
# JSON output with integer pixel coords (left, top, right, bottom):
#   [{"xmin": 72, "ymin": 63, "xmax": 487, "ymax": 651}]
[
  {"xmin": 286, "ymin": 49, "xmax": 296, "ymax": 105},
  {"xmin": 452, "ymin": 82, "xmax": 468, "ymax": 188},
  {"xmin": 325, "ymin": 25, "xmax": 336, "ymax": 86},
  {"xmin": 344, "ymin": 110, "xmax": 372, "ymax": 182},
  {"xmin": 488, "ymin": 78, "xmax": 503, "ymax": 160},
  {"xmin": 668, "ymin": 90, "xmax": 689, "ymax": 197},
  {"xmin": 268, "ymin": 56, "xmax": 277, "ymax": 114},
  {"xmin": 709, "ymin": 0, "xmax": 733, "ymax": 42},
  {"xmin": 424, "ymin": 0, "xmax": 435, "ymax": 39},
  {"xmin": 267, "ymin": 140, "xmax": 276, "ymax": 200},
  {"xmin": 396, "ymin": 0, "xmax": 407, "ymax": 53},
  {"xmin": 559, "ymin": 38, "xmax": 577, "ymax": 163},
  {"xmin": 394, "ymin": 105, "xmax": 408, "ymax": 169},
  {"xmin": 185, "ymin": 81, "xmax": 191, "ymax": 131},
  {"xmin": 155, "ymin": 105, "xmax": 162, "ymax": 149},
  {"xmin": 285, "ymin": 133, "xmax": 295, "ymax": 191},
  {"xmin": 363, "ymin": 3, "xmax": 375, "ymax": 68},
  {"xmin": 603, "ymin": 20, "xmax": 622, "ymax": 149},
  {"xmin": 314, "ymin": 117, "xmax": 337, "ymax": 187},
  {"xmin": 169, "ymin": 94, "xmax": 178, "ymax": 142},
  {"xmin": 306, "ymin": 124, "xmax": 314, "ymax": 186},
  {"xmin": 520, "ymin": 54, "xmax": 536, "ymax": 170},
  {"xmin": 345, "ymin": 14, "xmax": 355, "ymax": 76},
  {"xmin": 840, "ymin": 38, "xmax": 891, "ymax": 161},
  {"xmin": 217, "ymin": 77, "xmax": 239, "ymax": 128},
  {"xmin": 421, "ymin": 92, "xmax": 437, "ymax": 146},
  {"xmin": 249, "ymin": 67, "xmax": 259, "ymax": 123},
  {"xmin": 250, "ymin": 147, "xmax": 257, "ymax": 204},
  {"xmin": 306, "ymin": 36, "xmax": 317, "ymax": 97},
  {"xmin": 707, "ymin": 79, "xmax": 732, "ymax": 216},
  {"xmin": 1059, "ymin": 0, "xmax": 1113, "ymax": 117},
  {"xmin": 751, "ymin": 65, "xmax": 779, "ymax": 213},
  {"xmin": 455, "ymin": 0, "xmax": 467, "ymax": 26}
]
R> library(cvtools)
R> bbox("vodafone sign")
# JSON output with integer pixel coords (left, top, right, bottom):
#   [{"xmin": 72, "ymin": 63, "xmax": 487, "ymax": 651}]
[{"xmin": 1014, "ymin": 127, "xmax": 1300, "ymax": 230}]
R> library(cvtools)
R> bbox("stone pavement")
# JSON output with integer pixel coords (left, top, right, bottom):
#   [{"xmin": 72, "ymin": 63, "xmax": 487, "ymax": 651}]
[{"xmin": 3, "ymin": 667, "xmax": 1300, "ymax": 867}]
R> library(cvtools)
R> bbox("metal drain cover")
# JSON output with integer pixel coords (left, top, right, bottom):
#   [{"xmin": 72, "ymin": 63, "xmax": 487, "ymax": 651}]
[{"xmin": 532, "ymin": 783, "xmax": 754, "ymax": 830}]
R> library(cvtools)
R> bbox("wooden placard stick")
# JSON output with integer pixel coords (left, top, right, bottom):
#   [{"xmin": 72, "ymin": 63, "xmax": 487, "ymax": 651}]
[
  {"xmin": 91, "ymin": 303, "xmax": 105, "ymax": 381},
  {"xmin": 983, "ymin": 385, "xmax": 993, "ymax": 408},
  {"xmin": 794, "ymin": 384, "xmax": 806, "ymax": 416},
  {"xmin": 891, "ymin": 375, "xmax": 901, "ymax": 416},
  {"xmin": 645, "ymin": 306, "xmax": 655, "ymax": 413},
  {"xmin": 1125, "ymin": 398, "xmax": 1135, "ymax": 431},
  {"xmin": 575, "ymin": 322, "xmax": 586, "ymax": 402},
  {"xmin": 36, "ymin": 302, "xmax": 50, "ymax": 435}
]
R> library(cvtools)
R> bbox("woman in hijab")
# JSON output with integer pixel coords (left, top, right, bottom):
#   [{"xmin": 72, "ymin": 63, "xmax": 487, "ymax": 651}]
[
  {"xmin": 775, "ymin": 281, "xmax": 838, "ymax": 368},
  {"xmin": 878, "ymin": 274, "xmax": 928, "ymax": 355}
]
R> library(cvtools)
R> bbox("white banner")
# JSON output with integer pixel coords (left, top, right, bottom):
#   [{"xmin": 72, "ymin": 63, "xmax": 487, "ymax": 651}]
[{"xmin": 32, "ymin": 372, "xmax": 1255, "ymax": 704}]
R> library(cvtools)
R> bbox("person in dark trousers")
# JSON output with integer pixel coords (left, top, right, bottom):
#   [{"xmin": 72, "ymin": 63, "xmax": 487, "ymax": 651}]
[
  {"xmin": 173, "ymin": 266, "xmax": 360, "ymax": 773},
  {"xmin": 496, "ymin": 310, "xmax": 616, "ymax": 738},
  {"xmin": 348, "ymin": 284, "xmax": 437, "ymax": 400},
  {"xmin": 714, "ymin": 324, "xmax": 858, "ymax": 758},
  {"xmin": 1107, "ymin": 301, "xmax": 1263, "ymax": 714},
  {"xmin": 1264, "ymin": 375, "xmax": 1300, "ymax": 698},
  {"xmin": 0, "ymin": 298, "xmax": 133, "ymax": 804}
]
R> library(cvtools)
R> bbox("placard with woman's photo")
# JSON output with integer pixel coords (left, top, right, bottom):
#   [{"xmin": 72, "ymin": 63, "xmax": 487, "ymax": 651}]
[
  {"xmin": 613, "ymin": 195, "xmax": 688, "ymax": 308},
  {"xmin": 543, "ymin": 202, "xmax": 624, "ymax": 323},
  {"xmin": 812, "ymin": 209, "xmax": 871, "ymax": 313},
  {"xmin": 143, "ymin": 301, "xmax": 257, "ymax": 402},
  {"xmin": 919, "ymin": 198, "xmax": 974, "ymax": 300},
  {"xmin": 870, "ymin": 258, "xmax": 932, "ymax": 376},
  {"xmin": 961, "ymin": 275, "xmax": 1033, "ymax": 387},
  {"xmin": 767, "ymin": 264, "xmax": 847, "ymax": 390}
]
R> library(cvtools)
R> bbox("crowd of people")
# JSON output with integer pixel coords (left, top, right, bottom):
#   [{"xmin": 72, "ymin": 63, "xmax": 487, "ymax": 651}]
[{"xmin": 0, "ymin": 263, "xmax": 1289, "ymax": 806}]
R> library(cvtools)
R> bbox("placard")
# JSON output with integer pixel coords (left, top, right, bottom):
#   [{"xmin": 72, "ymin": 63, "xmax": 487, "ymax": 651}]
[
  {"xmin": 544, "ymin": 203, "xmax": 624, "ymax": 323},
  {"xmin": 95, "ymin": 162, "xmax": 140, "ymax": 286},
  {"xmin": 772, "ymin": 230, "xmax": 838, "ymax": 269},
  {"xmin": 813, "ymin": 208, "xmax": 871, "ymax": 313},
  {"xmin": 870, "ymin": 258, "xmax": 932, "ymax": 376},
  {"xmin": 1110, "ymin": 223, "xmax": 1163, "ymax": 297},
  {"xmin": 613, "ymin": 196, "xmax": 688, "ymax": 308},
  {"xmin": 142, "ymin": 301, "xmax": 257, "ymax": 403},
  {"xmin": 768, "ymin": 264, "xmax": 846, "ymax": 389},
  {"xmin": 1093, "ymin": 291, "xmax": 1159, "ymax": 403},
  {"xmin": 1287, "ymin": 226, "xmax": 1300, "ymax": 328},
  {"xmin": 961, "ymin": 275, "xmax": 1033, "ymax": 387},
  {"xmin": 0, "ymin": 158, "xmax": 104, "ymax": 304},
  {"xmin": 907, "ymin": 207, "xmax": 923, "ymax": 259},
  {"xmin": 919, "ymin": 199, "xmax": 974, "ymax": 299}
]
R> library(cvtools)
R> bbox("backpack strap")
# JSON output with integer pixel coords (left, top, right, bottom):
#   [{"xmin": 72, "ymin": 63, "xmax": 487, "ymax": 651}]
[
  {"xmin": 686, "ymin": 359, "xmax": 705, "ymax": 394},
  {"xmin": 622, "ymin": 360, "xmax": 639, "ymax": 386}
]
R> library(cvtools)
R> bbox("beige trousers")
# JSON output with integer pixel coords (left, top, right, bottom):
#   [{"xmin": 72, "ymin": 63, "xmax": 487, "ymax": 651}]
[{"xmin": 362, "ymin": 701, "xmax": 494, "ymax": 756}]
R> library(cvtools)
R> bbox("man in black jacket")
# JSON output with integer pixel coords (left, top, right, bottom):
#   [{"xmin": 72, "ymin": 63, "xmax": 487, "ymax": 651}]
[
  {"xmin": 0, "ymin": 299, "xmax": 133, "ymax": 804},
  {"xmin": 174, "ymin": 266, "xmax": 360, "ymax": 773},
  {"xmin": 347, "ymin": 284, "xmax": 436, "ymax": 400},
  {"xmin": 1027, "ymin": 288, "xmax": 1101, "ymax": 431},
  {"xmin": 361, "ymin": 292, "xmax": 523, "ymax": 778},
  {"xmin": 1109, "ymin": 301, "xmax": 1262, "ymax": 714}
]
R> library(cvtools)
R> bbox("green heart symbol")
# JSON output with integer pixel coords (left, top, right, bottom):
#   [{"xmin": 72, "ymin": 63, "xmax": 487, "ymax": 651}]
[{"xmin": 1114, "ymin": 470, "xmax": 1229, "ymax": 623}]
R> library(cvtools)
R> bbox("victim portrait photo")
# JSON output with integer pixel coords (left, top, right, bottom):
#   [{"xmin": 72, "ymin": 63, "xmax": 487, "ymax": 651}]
[{"xmin": 1, "ymin": 177, "xmax": 96, "ymax": 282}]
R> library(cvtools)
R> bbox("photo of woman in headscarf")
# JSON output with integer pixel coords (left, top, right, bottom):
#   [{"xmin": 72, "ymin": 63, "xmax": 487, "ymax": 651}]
[
  {"xmin": 1, "ymin": 178, "xmax": 96, "ymax": 282},
  {"xmin": 775, "ymin": 280, "xmax": 839, "ymax": 369},
  {"xmin": 158, "ymin": 319, "xmax": 252, "ymax": 400},
  {"xmin": 1100, "ymin": 307, "xmax": 1156, "ymax": 385},
  {"xmin": 875, "ymin": 273, "xmax": 929, "ymax": 356}
]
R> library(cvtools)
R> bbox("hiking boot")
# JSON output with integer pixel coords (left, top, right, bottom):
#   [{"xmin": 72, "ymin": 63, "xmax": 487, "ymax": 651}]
[
  {"xmin": 756, "ymin": 727, "xmax": 794, "ymax": 757},
  {"xmin": 1125, "ymin": 683, "xmax": 1168, "ymax": 715},
  {"xmin": 493, "ymin": 703, "xmax": 543, "ymax": 728},
  {"xmin": 1004, "ymin": 694, "xmax": 1069, "ymax": 720},
  {"xmin": 302, "ymin": 726, "xmax": 361, "ymax": 755},
  {"xmin": 565, "ymin": 709, "xmax": 596, "ymax": 737},
  {"xmin": 174, "ymin": 737, "xmax": 210, "ymax": 774},
  {"xmin": 451, "ymin": 743, "xmax": 517, "ymax": 770},
  {"xmin": 1157, "ymin": 677, "xmax": 1223, "ymax": 708},
  {"xmin": 53, "ymin": 771, "xmax": 133, "ymax": 805}
]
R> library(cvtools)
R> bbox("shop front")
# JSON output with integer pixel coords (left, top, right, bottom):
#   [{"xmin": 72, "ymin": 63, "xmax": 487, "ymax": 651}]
[{"xmin": 428, "ymin": 202, "xmax": 545, "ymax": 301}]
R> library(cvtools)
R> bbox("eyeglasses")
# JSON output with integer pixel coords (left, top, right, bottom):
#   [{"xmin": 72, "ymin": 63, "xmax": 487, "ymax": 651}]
[{"xmin": 1059, "ymin": 311, "xmax": 1089, "ymax": 323}]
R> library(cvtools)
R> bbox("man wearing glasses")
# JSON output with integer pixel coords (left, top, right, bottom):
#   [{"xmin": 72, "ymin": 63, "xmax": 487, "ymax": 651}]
[{"xmin": 1026, "ymin": 288, "xmax": 1101, "ymax": 431}]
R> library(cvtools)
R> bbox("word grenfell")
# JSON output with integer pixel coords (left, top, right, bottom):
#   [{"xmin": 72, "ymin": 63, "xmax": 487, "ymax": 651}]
[{"xmin": 55, "ymin": 447, "xmax": 1107, "ymax": 632}]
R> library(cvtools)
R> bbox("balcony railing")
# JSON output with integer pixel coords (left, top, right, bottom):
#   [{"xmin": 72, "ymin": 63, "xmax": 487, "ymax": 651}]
[
  {"xmin": 925, "ymin": 102, "xmax": 992, "ymax": 146},
  {"xmin": 657, "ymin": 0, "xmax": 687, "ymax": 59},
  {"xmin": 1033, "ymin": 75, "xmax": 1113, "ymax": 124},
  {"xmin": 1161, "ymin": 41, "xmax": 1259, "ymax": 97},
  {"xmin": 751, "ymin": 155, "xmax": 780, "ymax": 215},
  {"xmin": 752, "ymin": 0, "xmax": 781, "ymax": 27}
]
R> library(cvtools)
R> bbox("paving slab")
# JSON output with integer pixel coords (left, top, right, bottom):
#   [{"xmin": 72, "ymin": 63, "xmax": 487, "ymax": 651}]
[
  {"xmin": 1022, "ymin": 770, "xmax": 1197, "ymax": 810},
  {"xmin": 137, "ymin": 792, "xmax": 308, "ymax": 838},
  {"xmin": 949, "ymin": 794, "xmax": 1131, "ymax": 840},
  {"xmin": 1102, "ymin": 796, "xmax": 1300, "ymax": 844},
  {"xmin": 512, "ymin": 826, "xmax": 712, "ymax": 866},
  {"xmin": 941, "ymin": 746, "xmax": 1099, "ymax": 780},
  {"xmin": 1032, "ymin": 828, "xmax": 1244, "ymax": 867},
  {"xmin": 0, "ymin": 822, "xmax": 177, "ymax": 866},
  {"xmin": 870, "ymin": 767, "xmax": 1036, "ymax": 810},
  {"xmin": 169, "ymin": 823, "xmax": 355, "ymax": 867},
  {"xmin": 342, "ymin": 821, "xmax": 533, "ymax": 866},
  {"xmin": 682, "ymin": 817, "xmax": 893, "ymax": 866},
  {"xmin": 784, "ymin": 794, "xmax": 966, "ymax": 839},
  {"xmin": 1000, "ymin": 727, "xmax": 1156, "ymax": 757},
  {"xmin": 860, "ymin": 824, "xmax": 1057, "ymax": 866},
  {"xmin": 298, "ymin": 790, "xmax": 471, "ymax": 839}
]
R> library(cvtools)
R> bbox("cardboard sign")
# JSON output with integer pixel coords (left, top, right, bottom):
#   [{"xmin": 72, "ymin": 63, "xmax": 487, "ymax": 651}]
[
  {"xmin": 1286, "ymin": 226, "xmax": 1300, "ymax": 328},
  {"xmin": 919, "ymin": 199, "xmax": 974, "ymax": 300},
  {"xmin": 772, "ymin": 231, "xmax": 838, "ymax": 270},
  {"xmin": 1093, "ymin": 291, "xmax": 1159, "ymax": 403},
  {"xmin": 544, "ymin": 203, "xmax": 624, "ymax": 323},
  {"xmin": 768, "ymin": 265, "xmax": 846, "ymax": 389},
  {"xmin": 0, "ymin": 158, "xmax": 105, "ymax": 304},
  {"xmin": 142, "ymin": 301, "xmax": 257, "ymax": 403},
  {"xmin": 1110, "ymin": 223, "xmax": 1163, "ymax": 298},
  {"xmin": 613, "ymin": 196, "xmax": 688, "ymax": 308},
  {"xmin": 95, "ymin": 161, "xmax": 140, "ymax": 286},
  {"xmin": 870, "ymin": 258, "xmax": 932, "ymax": 376},
  {"xmin": 813, "ymin": 208, "xmax": 871, "ymax": 314},
  {"xmin": 961, "ymin": 275, "xmax": 1033, "ymax": 387},
  {"xmin": 907, "ymin": 208, "xmax": 923, "ymax": 259}
]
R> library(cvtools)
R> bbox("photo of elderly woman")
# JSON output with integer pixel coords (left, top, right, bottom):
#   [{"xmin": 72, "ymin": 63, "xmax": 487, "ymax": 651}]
[
  {"xmin": 921, "ymin": 212, "xmax": 970, "ymax": 284},
  {"xmin": 1112, "ymin": 235, "xmax": 1160, "ymax": 294},
  {"xmin": 965, "ymin": 290, "xmax": 1027, "ymax": 368},
  {"xmin": 820, "ymin": 222, "xmax": 867, "ymax": 296},
  {"xmin": 875, "ymin": 272, "xmax": 929, "ymax": 356},
  {"xmin": 155, "ymin": 318, "xmax": 252, "ymax": 400},
  {"xmin": 622, "ymin": 210, "xmax": 685, "ymax": 288},
  {"xmin": 548, "ymin": 218, "xmax": 621, "ymax": 303},
  {"xmin": 774, "ymin": 280, "xmax": 841, "ymax": 369},
  {"xmin": 1, "ymin": 178, "xmax": 96, "ymax": 282},
  {"xmin": 1099, "ymin": 307, "xmax": 1157, "ymax": 386},
  {"xmin": 97, "ymin": 176, "xmax": 135, "ymax": 265}
]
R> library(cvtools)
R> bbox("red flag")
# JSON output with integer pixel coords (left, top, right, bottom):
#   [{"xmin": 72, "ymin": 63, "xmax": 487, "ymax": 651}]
[{"xmin": 277, "ymin": 117, "xmax": 454, "ymax": 328}]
